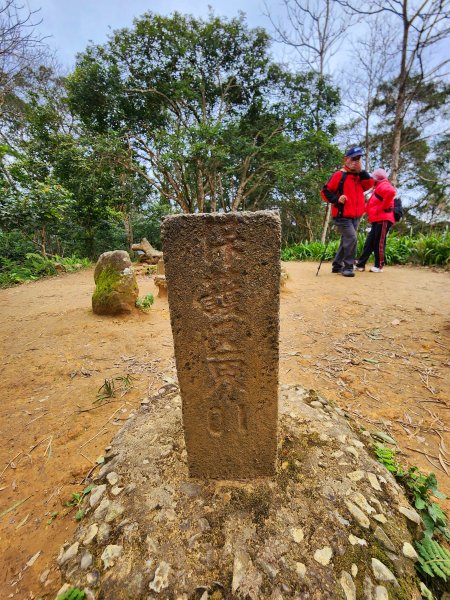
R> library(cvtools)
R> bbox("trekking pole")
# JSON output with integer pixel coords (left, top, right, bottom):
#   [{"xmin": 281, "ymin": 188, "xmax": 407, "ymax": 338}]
[{"xmin": 316, "ymin": 236, "xmax": 330, "ymax": 276}]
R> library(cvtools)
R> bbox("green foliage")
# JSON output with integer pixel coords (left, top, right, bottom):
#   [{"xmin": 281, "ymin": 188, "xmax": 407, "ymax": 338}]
[
  {"xmin": 282, "ymin": 232, "xmax": 450, "ymax": 267},
  {"xmin": 373, "ymin": 441, "xmax": 450, "ymax": 597},
  {"xmin": 135, "ymin": 293, "xmax": 154, "ymax": 312},
  {"xmin": 373, "ymin": 443, "xmax": 405, "ymax": 476},
  {"xmin": 57, "ymin": 588, "xmax": 86, "ymax": 600},
  {"xmin": 67, "ymin": 12, "xmax": 340, "ymax": 215},
  {"xmin": 0, "ymin": 238, "xmax": 90, "ymax": 287},
  {"xmin": 95, "ymin": 374, "xmax": 134, "ymax": 404},
  {"xmin": 66, "ymin": 485, "xmax": 93, "ymax": 521},
  {"xmin": 415, "ymin": 536, "xmax": 450, "ymax": 581}
]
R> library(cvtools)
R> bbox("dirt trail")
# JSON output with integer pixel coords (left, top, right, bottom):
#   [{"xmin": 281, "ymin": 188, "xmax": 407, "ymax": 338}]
[{"xmin": 0, "ymin": 262, "xmax": 449, "ymax": 599}]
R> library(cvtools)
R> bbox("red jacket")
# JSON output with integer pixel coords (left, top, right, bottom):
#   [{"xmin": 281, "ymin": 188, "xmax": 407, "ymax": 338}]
[
  {"xmin": 321, "ymin": 167, "xmax": 374, "ymax": 218},
  {"xmin": 366, "ymin": 179, "xmax": 397, "ymax": 224}
]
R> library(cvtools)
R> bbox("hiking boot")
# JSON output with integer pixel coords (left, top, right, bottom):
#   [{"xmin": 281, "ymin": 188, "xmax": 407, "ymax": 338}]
[
  {"xmin": 342, "ymin": 269, "xmax": 355, "ymax": 277},
  {"xmin": 332, "ymin": 267, "xmax": 342, "ymax": 273},
  {"xmin": 370, "ymin": 266, "xmax": 383, "ymax": 273}
]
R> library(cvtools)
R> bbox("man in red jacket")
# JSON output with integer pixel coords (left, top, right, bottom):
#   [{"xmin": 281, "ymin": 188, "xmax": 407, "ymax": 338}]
[
  {"xmin": 321, "ymin": 146, "xmax": 374, "ymax": 277},
  {"xmin": 355, "ymin": 168, "xmax": 397, "ymax": 273}
]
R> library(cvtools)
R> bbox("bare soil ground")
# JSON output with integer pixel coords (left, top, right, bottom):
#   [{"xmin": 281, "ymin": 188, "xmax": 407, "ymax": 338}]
[{"xmin": 0, "ymin": 261, "xmax": 449, "ymax": 599}]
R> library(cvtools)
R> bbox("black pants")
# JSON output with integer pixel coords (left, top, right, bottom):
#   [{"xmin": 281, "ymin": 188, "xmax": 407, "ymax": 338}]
[
  {"xmin": 332, "ymin": 217, "xmax": 361, "ymax": 271},
  {"xmin": 356, "ymin": 221, "xmax": 392, "ymax": 269}
]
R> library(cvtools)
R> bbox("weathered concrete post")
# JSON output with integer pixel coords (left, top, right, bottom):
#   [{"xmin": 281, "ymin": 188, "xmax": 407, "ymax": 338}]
[{"xmin": 161, "ymin": 211, "xmax": 280, "ymax": 478}]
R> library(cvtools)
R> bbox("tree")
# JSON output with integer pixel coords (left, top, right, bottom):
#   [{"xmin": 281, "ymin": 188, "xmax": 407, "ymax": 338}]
[
  {"xmin": 265, "ymin": 0, "xmax": 359, "ymax": 241},
  {"xmin": 339, "ymin": 15, "xmax": 397, "ymax": 170},
  {"xmin": 336, "ymin": 0, "xmax": 450, "ymax": 186},
  {"xmin": 0, "ymin": 0, "xmax": 47, "ymax": 98},
  {"xmin": 67, "ymin": 12, "xmax": 339, "ymax": 216}
]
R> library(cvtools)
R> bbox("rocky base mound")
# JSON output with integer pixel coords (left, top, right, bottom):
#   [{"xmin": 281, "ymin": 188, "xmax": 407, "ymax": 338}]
[{"xmin": 57, "ymin": 384, "xmax": 425, "ymax": 599}]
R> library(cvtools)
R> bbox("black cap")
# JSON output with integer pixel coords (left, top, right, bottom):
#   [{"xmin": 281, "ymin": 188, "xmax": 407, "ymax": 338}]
[{"xmin": 345, "ymin": 146, "xmax": 364, "ymax": 158}]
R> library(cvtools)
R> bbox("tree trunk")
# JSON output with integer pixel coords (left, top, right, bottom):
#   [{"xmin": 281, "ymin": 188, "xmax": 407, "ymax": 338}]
[
  {"xmin": 390, "ymin": 10, "xmax": 410, "ymax": 187},
  {"xmin": 320, "ymin": 203, "xmax": 332, "ymax": 244},
  {"xmin": 123, "ymin": 213, "xmax": 133, "ymax": 252}
]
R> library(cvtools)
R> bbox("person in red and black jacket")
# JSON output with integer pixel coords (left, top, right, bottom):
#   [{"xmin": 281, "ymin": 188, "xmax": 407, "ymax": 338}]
[
  {"xmin": 321, "ymin": 146, "xmax": 374, "ymax": 277},
  {"xmin": 355, "ymin": 169, "xmax": 397, "ymax": 273}
]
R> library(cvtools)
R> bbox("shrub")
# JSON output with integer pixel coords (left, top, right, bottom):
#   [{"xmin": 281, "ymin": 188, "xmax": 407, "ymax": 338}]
[{"xmin": 282, "ymin": 232, "xmax": 450, "ymax": 267}]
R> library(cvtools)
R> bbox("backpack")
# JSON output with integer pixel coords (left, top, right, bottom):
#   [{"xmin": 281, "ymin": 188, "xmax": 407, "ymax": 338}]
[
  {"xmin": 394, "ymin": 197, "xmax": 403, "ymax": 222},
  {"xmin": 321, "ymin": 170, "xmax": 347, "ymax": 201}
]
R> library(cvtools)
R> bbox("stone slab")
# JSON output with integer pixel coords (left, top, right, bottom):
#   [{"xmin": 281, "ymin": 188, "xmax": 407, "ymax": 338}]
[{"xmin": 161, "ymin": 211, "xmax": 281, "ymax": 478}]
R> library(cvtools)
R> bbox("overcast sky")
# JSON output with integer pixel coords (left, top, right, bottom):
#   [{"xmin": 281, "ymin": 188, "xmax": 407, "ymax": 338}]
[{"xmin": 26, "ymin": 0, "xmax": 277, "ymax": 69}]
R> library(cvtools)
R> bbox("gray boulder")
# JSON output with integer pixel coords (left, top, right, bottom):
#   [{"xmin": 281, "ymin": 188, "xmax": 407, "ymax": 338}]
[{"xmin": 92, "ymin": 250, "xmax": 138, "ymax": 315}]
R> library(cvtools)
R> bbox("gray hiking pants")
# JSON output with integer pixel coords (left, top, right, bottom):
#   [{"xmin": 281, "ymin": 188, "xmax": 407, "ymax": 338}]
[{"xmin": 332, "ymin": 217, "xmax": 361, "ymax": 271}]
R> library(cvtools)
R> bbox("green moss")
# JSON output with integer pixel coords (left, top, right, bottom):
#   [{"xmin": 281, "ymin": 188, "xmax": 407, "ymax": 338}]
[
  {"xmin": 230, "ymin": 486, "xmax": 273, "ymax": 525},
  {"xmin": 93, "ymin": 265, "xmax": 122, "ymax": 302},
  {"xmin": 276, "ymin": 432, "xmax": 325, "ymax": 491},
  {"xmin": 92, "ymin": 265, "xmax": 138, "ymax": 313}
]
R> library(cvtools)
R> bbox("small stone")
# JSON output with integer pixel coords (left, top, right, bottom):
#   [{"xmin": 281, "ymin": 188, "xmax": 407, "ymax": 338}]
[
  {"xmin": 374, "ymin": 526, "xmax": 395, "ymax": 552},
  {"xmin": 97, "ymin": 523, "xmax": 111, "ymax": 544},
  {"xmin": 398, "ymin": 506, "xmax": 421, "ymax": 525},
  {"xmin": 111, "ymin": 486, "xmax": 123, "ymax": 496},
  {"xmin": 101, "ymin": 545, "xmax": 123, "ymax": 569},
  {"xmin": 256, "ymin": 558, "xmax": 278, "ymax": 580},
  {"xmin": 370, "ymin": 497, "xmax": 383, "ymax": 512},
  {"xmin": 270, "ymin": 589, "xmax": 284, "ymax": 600},
  {"xmin": 106, "ymin": 472, "xmax": 119, "ymax": 486},
  {"xmin": 339, "ymin": 571, "xmax": 356, "ymax": 600},
  {"xmin": 290, "ymin": 527, "xmax": 304, "ymax": 543},
  {"xmin": 311, "ymin": 401, "xmax": 323, "ymax": 408},
  {"xmin": 351, "ymin": 564, "xmax": 358, "ymax": 578},
  {"xmin": 347, "ymin": 470, "xmax": 365, "ymax": 482},
  {"xmin": 83, "ymin": 523, "xmax": 98, "ymax": 545},
  {"xmin": 345, "ymin": 446, "xmax": 359, "ymax": 458},
  {"xmin": 332, "ymin": 450, "xmax": 344, "ymax": 458},
  {"xmin": 338, "ymin": 434, "xmax": 347, "ymax": 444},
  {"xmin": 141, "ymin": 397, "xmax": 150, "ymax": 405},
  {"xmin": 319, "ymin": 433, "xmax": 330, "ymax": 442},
  {"xmin": 349, "ymin": 534, "xmax": 367, "ymax": 546},
  {"xmin": 149, "ymin": 561, "xmax": 171, "ymax": 593},
  {"xmin": 367, "ymin": 473, "xmax": 382, "ymax": 491},
  {"xmin": 350, "ymin": 492, "xmax": 375, "ymax": 514},
  {"xmin": 39, "ymin": 569, "xmax": 50, "ymax": 583},
  {"xmin": 402, "ymin": 542, "xmax": 419, "ymax": 561},
  {"xmin": 105, "ymin": 502, "xmax": 125, "ymax": 523},
  {"xmin": 345, "ymin": 501, "xmax": 370, "ymax": 529},
  {"xmin": 57, "ymin": 542, "xmax": 79, "ymax": 565},
  {"xmin": 86, "ymin": 571, "xmax": 100, "ymax": 586},
  {"xmin": 80, "ymin": 551, "xmax": 93, "ymax": 570},
  {"xmin": 371, "ymin": 558, "xmax": 397, "ymax": 582},
  {"xmin": 94, "ymin": 497, "xmax": 110, "ymax": 520},
  {"xmin": 55, "ymin": 584, "xmax": 72, "ymax": 597},
  {"xmin": 373, "ymin": 514, "xmax": 387, "ymax": 524},
  {"xmin": 350, "ymin": 438, "xmax": 364, "ymax": 448},
  {"xmin": 198, "ymin": 518, "xmax": 211, "ymax": 532},
  {"xmin": 295, "ymin": 562, "xmax": 306, "ymax": 577},
  {"xmin": 313, "ymin": 546, "xmax": 333, "ymax": 566},
  {"xmin": 374, "ymin": 586, "xmax": 389, "ymax": 600},
  {"xmin": 89, "ymin": 484, "xmax": 107, "ymax": 508},
  {"xmin": 179, "ymin": 482, "xmax": 201, "ymax": 497},
  {"xmin": 232, "ymin": 550, "xmax": 251, "ymax": 593},
  {"xmin": 336, "ymin": 513, "xmax": 350, "ymax": 526}
]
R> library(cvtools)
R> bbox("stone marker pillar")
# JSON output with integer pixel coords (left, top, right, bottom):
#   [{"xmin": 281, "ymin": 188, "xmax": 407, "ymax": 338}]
[{"xmin": 161, "ymin": 211, "xmax": 280, "ymax": 478}]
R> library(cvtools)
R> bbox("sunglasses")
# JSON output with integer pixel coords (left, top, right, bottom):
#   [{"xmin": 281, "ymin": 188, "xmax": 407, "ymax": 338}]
[{"xmin": 349, "ymin": 156, "xmax": 362, "ymax": 161}]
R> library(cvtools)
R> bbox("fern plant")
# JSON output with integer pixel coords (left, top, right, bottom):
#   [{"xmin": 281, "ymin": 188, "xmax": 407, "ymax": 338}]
[
  {"xmin": 57, "ymin": 588, "xmax": 86, "ymax": 600},
  {"xmin": 415, "ymin": 535, "xmax": 450, "ymax": 581}
]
